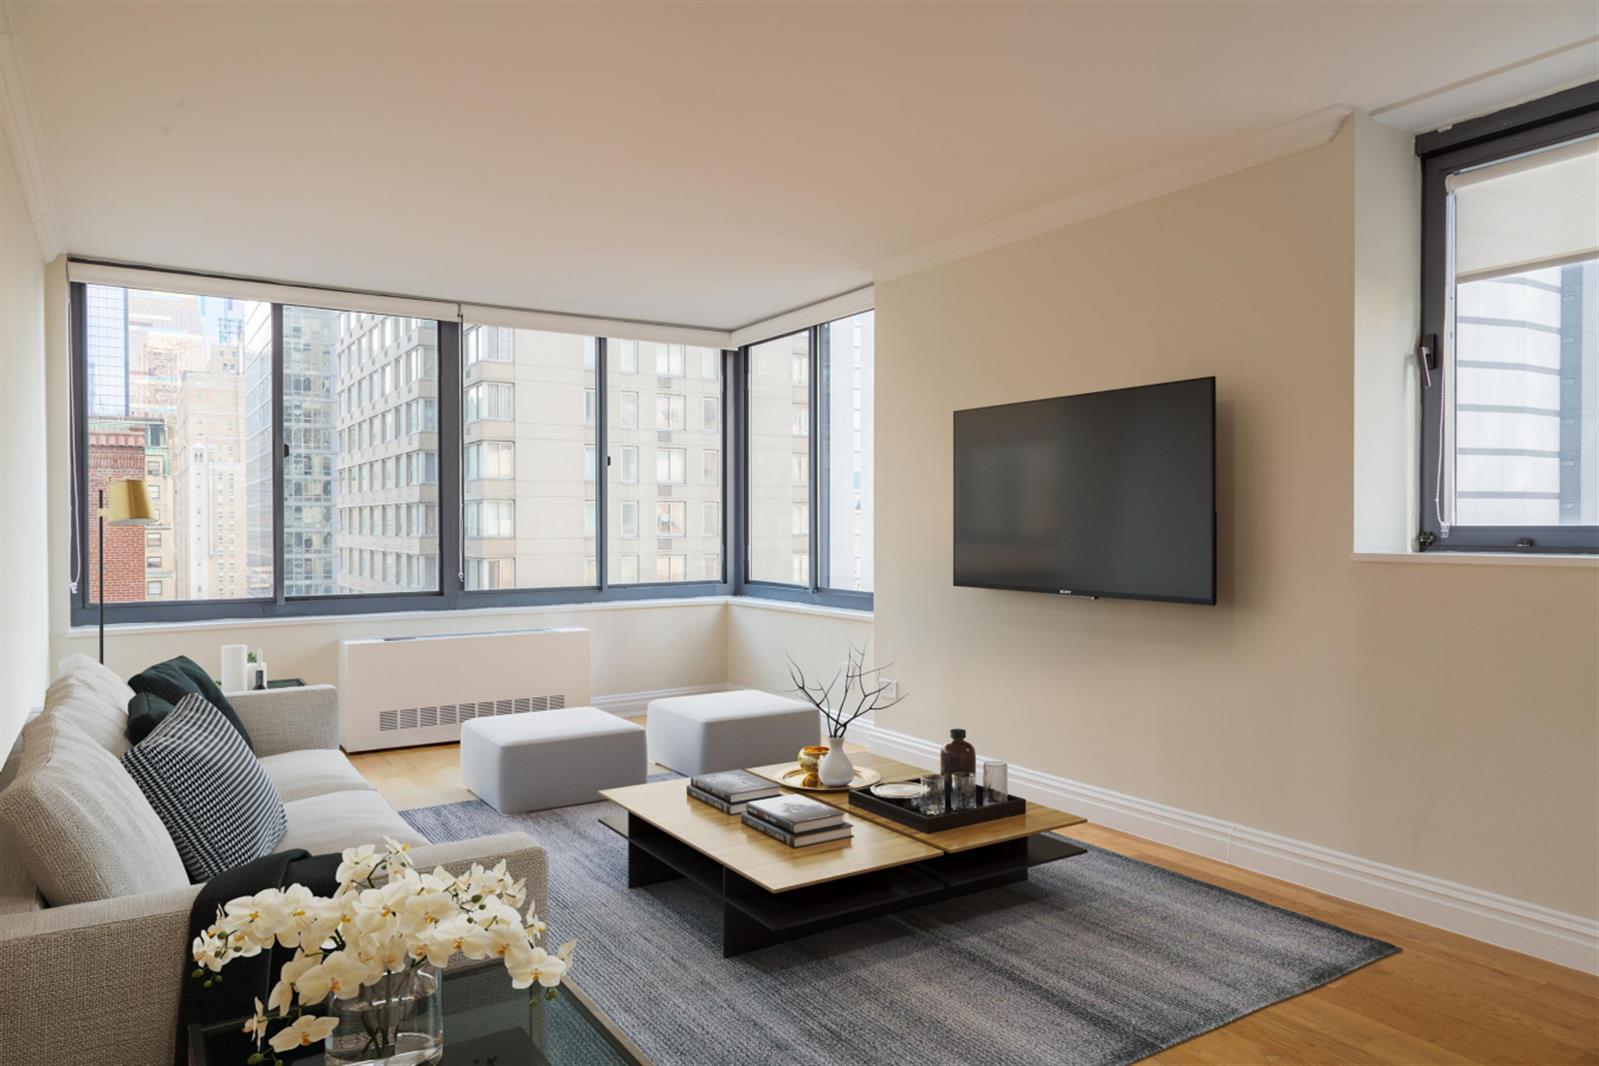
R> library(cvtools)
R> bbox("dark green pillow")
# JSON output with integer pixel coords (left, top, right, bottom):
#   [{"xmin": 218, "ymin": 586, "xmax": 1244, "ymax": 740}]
[
  {"xmin": 127, "ymin": 656, "xmax": 253, "ymax": 748},
  {"xmin": 126, "ymin": 690, "xmax": 175, "ymax": 744}
]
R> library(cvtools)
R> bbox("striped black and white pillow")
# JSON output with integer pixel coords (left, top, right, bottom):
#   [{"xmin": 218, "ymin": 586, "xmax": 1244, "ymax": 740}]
[{"xmin": 121, "ymin": 693, "xmax": 286, "ymax": 882}]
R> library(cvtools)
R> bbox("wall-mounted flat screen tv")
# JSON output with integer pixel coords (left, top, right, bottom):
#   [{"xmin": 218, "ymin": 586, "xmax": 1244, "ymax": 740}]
[{"xmin": 953, "ymin": 376, "xmax": 1216, "ymax": 605}]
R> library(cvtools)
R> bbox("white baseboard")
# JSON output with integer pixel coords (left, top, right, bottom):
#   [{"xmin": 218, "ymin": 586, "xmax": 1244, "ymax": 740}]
[
  {"xmin": 591, "ymin": 683, "xmax": 731, "ymax": 718},
  {"xmin": 867, "ymin": 725, "xmax": 1599, "ymax": 975}
]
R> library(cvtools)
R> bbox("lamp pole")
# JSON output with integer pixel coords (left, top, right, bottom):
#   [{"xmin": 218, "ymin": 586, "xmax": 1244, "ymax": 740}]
[{"xmin": 98, "ymin": 487, "xmax": 106, "ymax": 664}]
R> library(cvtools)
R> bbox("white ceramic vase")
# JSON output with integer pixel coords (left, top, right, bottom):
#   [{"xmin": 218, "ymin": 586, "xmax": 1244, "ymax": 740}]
[{"xmin": 818, "ymin": 737, "xmax": 855, "ymax": 787}]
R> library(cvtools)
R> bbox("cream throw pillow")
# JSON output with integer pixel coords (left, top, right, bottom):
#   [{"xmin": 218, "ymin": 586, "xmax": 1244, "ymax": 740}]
[{"xmin": 0, "ymin": 714, "xmax": 188, "ymax": 906}]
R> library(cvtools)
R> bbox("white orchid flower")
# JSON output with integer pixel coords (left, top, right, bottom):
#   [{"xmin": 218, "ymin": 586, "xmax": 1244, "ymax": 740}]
[
  {"xmin": 241, "ymin": 997, "xmax": 269, "ymax": 1047},
  {"xmin": 294, "ymin": 950, "xmax": 370, "ymax": 1002},
  {"xmin": 267, "ymin": 1014, "xmax": 339, "ymax": 1053},
  {"xmin": 505, "ymin": 943, "xmax": 568, "ymax": 990}
]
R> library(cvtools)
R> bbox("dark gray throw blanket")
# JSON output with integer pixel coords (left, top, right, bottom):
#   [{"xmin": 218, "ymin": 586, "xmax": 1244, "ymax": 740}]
[{"xmin": 177, "ymin": 849, "xmax": 341, "ymax": 1066}]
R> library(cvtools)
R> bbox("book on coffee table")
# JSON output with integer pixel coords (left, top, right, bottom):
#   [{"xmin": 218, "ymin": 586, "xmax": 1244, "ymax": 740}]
[
  {"xmin": 745, "ymin": 794, "xmax": 845, "ymax": 834},
  {"xmin": 740, "ymin": 811, "xmax": 854, "ymax": 847},
  {"xmin": 689, "ymin": 770, "xmax": 780, "ymax": 814}
]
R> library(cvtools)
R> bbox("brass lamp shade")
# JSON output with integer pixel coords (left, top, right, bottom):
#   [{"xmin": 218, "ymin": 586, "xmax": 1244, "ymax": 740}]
[{"xmin": 103, "ymin": 478, "xmax": 155, "ymax": 525}]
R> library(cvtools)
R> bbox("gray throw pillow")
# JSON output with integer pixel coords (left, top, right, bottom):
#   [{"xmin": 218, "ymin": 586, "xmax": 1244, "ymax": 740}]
[{"xmin": 122, "ymin": 693, "xmax": 286, "ymax": 882}]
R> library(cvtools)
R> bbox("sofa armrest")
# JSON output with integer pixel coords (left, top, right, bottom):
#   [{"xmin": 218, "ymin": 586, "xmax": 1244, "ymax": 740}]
[
  {"xmin": 0, "ymin": 831, "xmax": 546, "ymax": 1066},
  {"xmin": 232, "ymin": 684, "xmax": 340, "ymax": 755}
]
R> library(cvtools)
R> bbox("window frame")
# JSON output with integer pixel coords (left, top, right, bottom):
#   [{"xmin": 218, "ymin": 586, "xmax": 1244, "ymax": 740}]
[
  {"xmin": 1417, "ymin": 81, "xmax": 1599, "ymax": 554},
  {"xmin": 734, "ymin": 318, "xmax": 874, "ymax": 609},
  {"xmin": 69, "ymin": 285, "xmax": 741, "ymax": 625}
]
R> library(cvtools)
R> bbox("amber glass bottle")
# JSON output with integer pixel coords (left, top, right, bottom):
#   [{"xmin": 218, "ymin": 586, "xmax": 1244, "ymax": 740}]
[{"xmin": 941, "ymin": 728, "xmax": 976, "ymax": 776}]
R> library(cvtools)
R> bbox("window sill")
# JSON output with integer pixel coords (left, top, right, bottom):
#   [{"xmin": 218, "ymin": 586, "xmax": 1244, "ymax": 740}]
[
  {"xmin": 729, "ymin": 596, "xmax": 874, "ymax": 621},
  {"xmin": 67, "ymin": 594, "xmax": 735, "ymax": 636},
  {"xmin": 1351, "ymin": 551, "xmax": 1597, "ymax": 569}
]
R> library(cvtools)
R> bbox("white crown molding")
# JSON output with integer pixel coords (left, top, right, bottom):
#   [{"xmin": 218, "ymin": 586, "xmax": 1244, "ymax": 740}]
[
  {"xmin": 872, "ymin": 104, "xmax": 1353, "ymax": 284},
  {"xmin": 0, "ymin": 1, "xmax": 63, "ymax": 261},
  {"xmin": 1372, "ymin": 35, "xmax": 1599, "ymax": 134},
  {"xmin": 868, "ymin": 725, "xmax": 1599, "ymax": 975}
]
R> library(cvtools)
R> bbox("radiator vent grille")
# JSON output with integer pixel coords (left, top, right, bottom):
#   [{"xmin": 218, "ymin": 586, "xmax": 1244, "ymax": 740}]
[{"xmin": 377, "ymin": 694, "xmax": 567, "ymax": 732}]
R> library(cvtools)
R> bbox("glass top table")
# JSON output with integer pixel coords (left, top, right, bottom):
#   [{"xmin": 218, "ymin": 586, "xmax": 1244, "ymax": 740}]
[{"xmin": 189, "ymin": 962, "xmax": 650, "ymax": 1065}]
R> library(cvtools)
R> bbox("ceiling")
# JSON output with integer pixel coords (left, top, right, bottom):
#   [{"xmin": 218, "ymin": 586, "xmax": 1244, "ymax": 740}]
[{"xmin": 8, "ymin": 1, "xmax": 1597, "ymax": 328}]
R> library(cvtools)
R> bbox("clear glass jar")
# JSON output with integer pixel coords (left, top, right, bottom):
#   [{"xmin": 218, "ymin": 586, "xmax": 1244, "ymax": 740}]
[{"xmin": 325, "ymin": 961, "xmax": 443, "ymax": 1066}]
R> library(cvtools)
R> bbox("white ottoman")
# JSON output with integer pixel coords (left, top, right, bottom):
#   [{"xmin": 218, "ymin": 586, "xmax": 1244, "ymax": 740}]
[
  {"xmin": 646, "ymin": 690, "xmax": 820, "ymax": 775},
  {"xmin": 460, "ymin": 706, "xmax": 646, "ymax": 814}
]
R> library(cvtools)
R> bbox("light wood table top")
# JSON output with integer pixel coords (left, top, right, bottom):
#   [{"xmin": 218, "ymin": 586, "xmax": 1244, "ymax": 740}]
[
  {"xmin": 749, "ymin": 752, "xmax": 1088, "ymax": 854},
  {"xmin": 599, "ymin": 777, "xmax": 941, "ymax": 894}
]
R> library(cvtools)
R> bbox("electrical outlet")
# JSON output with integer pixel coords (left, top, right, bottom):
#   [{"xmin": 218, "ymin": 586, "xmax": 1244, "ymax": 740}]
[{"xmin": 882, "ymin": 679, "xmax": 898, "ymax": 701}]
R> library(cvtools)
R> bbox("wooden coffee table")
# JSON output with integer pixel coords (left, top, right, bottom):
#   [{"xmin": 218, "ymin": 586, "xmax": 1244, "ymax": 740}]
[{"xmin": 599, "ymin": 753, "xmax": 1086, "ymax": 957}]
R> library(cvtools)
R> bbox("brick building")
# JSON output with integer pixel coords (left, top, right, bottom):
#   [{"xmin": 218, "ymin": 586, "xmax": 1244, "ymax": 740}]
[{"xmin": 86, "ymin": 429, "xmax": 148, "ymax": 603}]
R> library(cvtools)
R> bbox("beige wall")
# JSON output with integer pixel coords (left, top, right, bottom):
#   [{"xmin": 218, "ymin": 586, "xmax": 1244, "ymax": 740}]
[
  {"xmin": 52, "ymin": 599, "xmax": 729, "ymax": 703},
  {"xmin": 872, "ymin": 122, "xmax": 1599, "ymax": 918},
  {"xmin": 726, "ymin": 600, "xmax": 874, "ymax": 707},
  {"xmin": 0, "ymin": 135, "xmax": 49, "ymax": 756}
]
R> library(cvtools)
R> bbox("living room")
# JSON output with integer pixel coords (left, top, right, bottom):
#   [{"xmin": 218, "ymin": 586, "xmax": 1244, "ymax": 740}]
[{"xmin": 0, "ymin": 3, "xmax": 1595, "ymax": 1064}]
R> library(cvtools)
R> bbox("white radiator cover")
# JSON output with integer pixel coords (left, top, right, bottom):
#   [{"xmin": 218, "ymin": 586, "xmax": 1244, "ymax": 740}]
[{"xmin": 337, "ymin": 627, "xmax": 591, "ymax": 752}]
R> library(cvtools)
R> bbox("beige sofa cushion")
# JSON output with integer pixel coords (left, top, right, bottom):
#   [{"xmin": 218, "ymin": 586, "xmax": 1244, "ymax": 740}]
[
  {"xmin": 53, "ymin": 652, "xmax": 136, "ymax": 709},
  {"xmin": 279, "ymin": 789, "xmax": 426, "ymax": 856},
  {"xmin": 44, "ymin": 655, "xmax": 136, "ymax": 758},
  {"xmin": 0, "ymin": 715, "xmax": 188, "ymax": 906},
  {"xmin": 258, "ymin": 749, "xmax": 376, "ymax": 803}
]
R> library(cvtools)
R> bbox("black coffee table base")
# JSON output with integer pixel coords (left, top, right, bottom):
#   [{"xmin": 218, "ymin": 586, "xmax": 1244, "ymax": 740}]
[{"xmin": 599, "ymin": 813, "xmax": 1085, "ymax": 957}]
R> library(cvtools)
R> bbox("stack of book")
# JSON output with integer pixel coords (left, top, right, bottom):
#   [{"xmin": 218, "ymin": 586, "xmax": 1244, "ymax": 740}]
[
  {"xmin": 687, "ymin": 770, "xmax": 780, "ymax": 814},
  {"xmin": 742, "ymin": 794, "xmax": 853, "ymax": 847}
]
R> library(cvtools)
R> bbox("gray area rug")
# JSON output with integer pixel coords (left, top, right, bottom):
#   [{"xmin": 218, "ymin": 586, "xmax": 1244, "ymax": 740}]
[{"xmin": 404, "ymin": 791, "xmax": 1396, "ymax": 1066}]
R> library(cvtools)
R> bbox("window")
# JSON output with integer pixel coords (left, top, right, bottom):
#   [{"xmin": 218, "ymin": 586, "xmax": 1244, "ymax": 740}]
[
  {"xmin": 656, "ymin": 501, "xmax": 686, "ymax": 537},
  {"xmin": 73, "ymin": 274, "xmax": 836, "ymax": 623},
  {"xmin": 465, "ymin": 558, "xmax": 514, "ymax": 591},
  {"xmin": 747, "ymin": 330, "xmax": 810, "ymax": 584},
  {"xmin": 607, "ymin": 337, "xmax": 722, "ymax": 585},
  {"xmin": 465, "ymin": 499, "xmax": 515, "ymax": 538},
  {"xmin": 821, "ymin": 310, "xmax": 875, "ymax": 590},
  {"xmin": 465, "ymin": 440, "xmax": 514, "ymax": 480},
  {"xmin": 82, "ymin": 284, "xmax": 274, "ymax": 604},
  {"xmin": 656, "ymin": 394, "xmax": 685, "ymax": 431},
  {"xmin": 655, "ymin": 343, "xmax": 684, "ymax": 377},
  {"xmin": 1419, "ymin": 92, "xmax": 1598, "ymax": 552},
  {"xmin": 656, "ymin": 447, "xmax": 686, "ymax": 484},
  {"xmin": 461, "ymin": 324, "xmax": 597, "ymax": 589},
  {"xmin": 465, "ymin": 382, "xmax": 514, "ymax": 423},
  {"xmin": 280, "ymin": 306, "xmax": 440, "ymax": 597}
]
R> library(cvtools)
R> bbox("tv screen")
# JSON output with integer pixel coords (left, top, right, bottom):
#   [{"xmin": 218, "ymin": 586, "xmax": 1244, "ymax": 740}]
[{"xmin": 953, "ymin": 376, "xmax": 1215, "ymax": 605}]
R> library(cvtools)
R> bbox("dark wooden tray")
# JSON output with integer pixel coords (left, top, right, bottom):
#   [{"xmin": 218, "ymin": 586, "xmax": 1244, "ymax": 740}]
[{"xmin": 847, "ymin": 784, "xmax": 1025, "ymax": 832}]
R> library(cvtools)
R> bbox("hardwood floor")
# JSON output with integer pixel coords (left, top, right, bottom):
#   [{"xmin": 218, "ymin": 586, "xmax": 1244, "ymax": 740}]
[{"xmin": 350, "ymin": 738, "xmax": 1599, "ymax": 1065}]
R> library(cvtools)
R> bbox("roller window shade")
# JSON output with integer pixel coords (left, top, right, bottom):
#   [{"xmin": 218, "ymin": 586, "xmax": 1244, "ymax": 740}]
[
  {"xmin": 460, "ymin": 304, "xmax": 731, "ymax": 349},
  {"xmin": 1448, "ymin": 135, "xmax": 1599, "ymax": 284},
  {"xmin": 67, "ymin": 261, "xmax": 461, "ymax": 321}
]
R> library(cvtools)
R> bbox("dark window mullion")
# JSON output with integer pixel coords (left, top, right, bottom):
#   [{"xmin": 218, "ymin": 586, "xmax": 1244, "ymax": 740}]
[
  {"xmin": 596, "ymin": 336, "xmax": 608, "ymax": 592},
  {"xmin": 271, "ymin": 304, "xmax": 286, "ymax": 605},
  {"xmin": 814, "ymin": 322, "xmax": 830, "ymax": 592},
  {"xmin": 437, "ymin": 320, "xmax": 464, "ymax": 601},
  {"xmin": 808, "ymin": 325, "xmax": 823, "ymax": 593},
  {"xmin": 69, "ymin": 281, "xmax": 90, "ymax": 611}
]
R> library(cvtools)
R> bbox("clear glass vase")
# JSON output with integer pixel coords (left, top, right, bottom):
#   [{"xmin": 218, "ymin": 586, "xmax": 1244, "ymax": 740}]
[{"xmin": 325, "ymin": 962, "xmax": 443, "ymax": 1066}]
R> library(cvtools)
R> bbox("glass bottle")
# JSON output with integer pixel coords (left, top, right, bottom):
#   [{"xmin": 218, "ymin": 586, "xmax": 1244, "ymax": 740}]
[{"xmin": 941, "ymin": 728, "xmax": 975, "ymax": 776}]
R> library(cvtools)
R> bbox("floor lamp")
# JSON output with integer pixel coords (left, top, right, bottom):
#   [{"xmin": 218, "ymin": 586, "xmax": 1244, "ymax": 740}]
[{"xmin": 99, "ymin": 478, "xmax": 155, "ymax": 664}]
